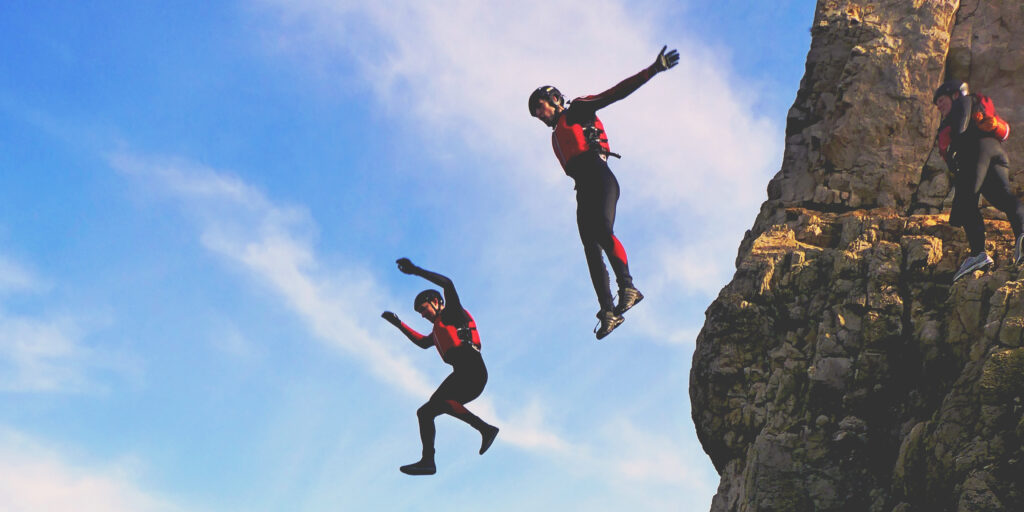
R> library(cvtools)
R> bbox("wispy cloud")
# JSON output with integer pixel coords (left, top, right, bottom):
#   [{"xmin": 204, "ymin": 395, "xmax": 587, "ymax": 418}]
[
  {"xmin": 252, "ymin": 0, "xmax": 781, "ymax": 327},
  {"xmin": 605, "ymin": 418, "xmax": 714, "ymax": 488},
  {"xmin": 468, "ymin": 397, "xmax": 574, "ymax": 455},
  {"xmin": 208, "ymin": 320, "xmax": 263, "ymax": 361},
  {"xmin": 0, "ymin": 254, "xmax": 128, "ymax": 393},
  {"xmin": 0, "ymin": 311, "xmax": 89, "ymax": 392},
  {"xmin": 0, "ymin": 255, "xmax": 47, "ymax": 294},
  {"xmin": 0, "ymin": 428, "xmax": 184, "ymax": 512},
  {"xmin": 110, "ymin": 152, "xmax": 712, "ymax": 493},
  {"xmin": 111, "ymin": 153, "xmax": 435, "ymax": 398}
]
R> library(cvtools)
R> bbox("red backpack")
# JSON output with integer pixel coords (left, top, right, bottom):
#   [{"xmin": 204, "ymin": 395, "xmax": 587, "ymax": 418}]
[{"xmin": 972, "ymin": 94, "xmax": 1010, "ymax": 141}]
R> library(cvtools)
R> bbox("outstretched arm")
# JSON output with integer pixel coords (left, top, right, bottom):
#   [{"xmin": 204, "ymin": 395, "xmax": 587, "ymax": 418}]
[
  {"xmin": 381, "ymin": 311, "xmax": 433, "ymax": 349},
  {"xmin": 571, "ymin": 46, "xmax": 679, "ymax": 114},
  {"xmin": 396, "ymin": 257, "xmax": 473, "ymax": 328},
  {"xmin": 396, "ymin": 258, "xmax": 464, "ymax": 314}
]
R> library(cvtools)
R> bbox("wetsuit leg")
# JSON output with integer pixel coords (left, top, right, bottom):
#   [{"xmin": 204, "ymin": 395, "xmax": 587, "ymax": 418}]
[
  {"xmin": 575, "ymin": 157, "xmax": 633, "ymax": 311},
  {"xmin": 957, "ymin": 197, "xmax": 987, "ymax": 255},
  {"xmin": 415, "ymin": 348, "xmax": 490, "ymax": 458},
  {"xmin": 976, "ymin": 140, "xmax": 1024, "ymax": 239},
  {"xmin": 951, "ymin": 149, "xmax": 986, "ymax": 255}
]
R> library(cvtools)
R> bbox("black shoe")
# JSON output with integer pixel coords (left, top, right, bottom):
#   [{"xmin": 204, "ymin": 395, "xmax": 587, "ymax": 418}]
[
  {"xmin": 594, "ymin": 310, "xmax": 624, "ymax": 340},
  {"xmin": 615, "ymin": 287, "xmax": 644, "ymax": 315},
  {"xmin": 399, "ymin": 458, "xmax": 436, "ymax": 475},
  {"xmin": 479, "ymin": 425, "xmax": 499, "ymax": 455}
]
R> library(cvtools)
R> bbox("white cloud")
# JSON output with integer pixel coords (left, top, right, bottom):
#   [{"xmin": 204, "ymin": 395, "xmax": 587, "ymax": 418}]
[
  {"xmin": 253, "ymin": 0, "xmax": 780, "ymax": 323},
  {"xmin": 468, "ymin": 397, "xmax": 574, "ymax": 455},
  {"xmin": 110, "ymin": 152, "xmax": 720, "ymax": 495},
  {"xmin": 111, "ymin": 153, "xmax": 585, "ymax": 458},
  {"xmin": 0, "ymin": 254, "xmax": 126, "ymax": 393},
  {"xmin": 605, "ymin": 418, "xmax": 712, "ymax": 487},
  {"xmin": 0, "ymin": 311, "xmax": 89, "ymax": 392},
  {"xmin": 0, "ymin": 255, "xmax": 46, "ymax": 294},
  {"xmin": 0, "ymin": 429, "xmax": 183, "ymax": 512},
  {"xmin": 111, "ymin": 153, "xmax": 436, "ymax": 399},
  {"xmin": 110, "ymin": 2, "xmax": 768, "ymax": 496},
  {"xmin": 255, "ymin": 0, "xmax": 778, "ymax": 188}
]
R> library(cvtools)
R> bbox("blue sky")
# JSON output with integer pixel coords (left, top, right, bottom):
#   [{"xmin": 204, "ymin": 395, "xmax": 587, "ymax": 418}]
[{"xmin": 0, "ymin": 1, "xmax": 811, "ymax": 510}]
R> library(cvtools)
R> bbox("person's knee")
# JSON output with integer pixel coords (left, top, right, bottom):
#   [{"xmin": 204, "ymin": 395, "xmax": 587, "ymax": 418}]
[
  {"xmin": 957, "ymin": 203, "xmax": 982, "ymax": 223},
  {"xmin": 581, "ymin": 222, "xmax": 612, "ymax": 244},
  {"xmin": 997, "ymin": 199, "xmax": 1022, "ymax": 216},
  {"xmin": 990, "ymin": 191, "xmax": 1022, "ymax": 214},
  {"xmin": 418, "ymin": 402, "xmax": 442, "ymax": 419},
  {"xmin": 580, "ymin": 233, "xmax": 602, "ymax": 254}
]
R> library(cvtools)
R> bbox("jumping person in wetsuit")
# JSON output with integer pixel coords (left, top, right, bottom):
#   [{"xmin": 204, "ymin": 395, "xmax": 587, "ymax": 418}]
[
  {"xmin": 529, "ymin": 46, "xmax": 679, "ymax": 339},
  {"xmin": 933, "ymin": 80, "xmax": 1024, "ymax": 282},
  {"xmin": 381, "ymin": 258, "xmax": 498, "ymax": 475}
]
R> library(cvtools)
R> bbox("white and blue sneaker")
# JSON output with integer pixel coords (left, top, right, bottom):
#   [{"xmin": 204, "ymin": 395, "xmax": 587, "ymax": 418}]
[
  {"xmin": 952, "ymin": 252, "xmax": 994, "ymax": 283},
  {"xmin": 1015, "ymin": 234, "xmax": 1024, "ymax": 265}
]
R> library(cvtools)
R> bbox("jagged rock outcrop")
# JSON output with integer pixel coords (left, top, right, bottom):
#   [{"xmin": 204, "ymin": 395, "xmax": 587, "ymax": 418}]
[{"xmin": 691, "ymin": 1, "xmax": 1024, "ymax": 511}]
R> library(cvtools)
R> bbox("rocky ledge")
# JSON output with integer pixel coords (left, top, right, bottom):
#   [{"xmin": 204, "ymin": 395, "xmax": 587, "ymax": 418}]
[{"xmin": 692, "ymin": 209, "xmax": 1024, "ymax": 511}]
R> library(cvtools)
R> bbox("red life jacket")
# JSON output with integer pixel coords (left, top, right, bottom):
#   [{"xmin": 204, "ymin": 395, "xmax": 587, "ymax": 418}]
[
  {"xmin": 432, "ymin": 310, "xmax": 480, "ymax": 361},
  {"xmin": 972, "ymin": 94, "xmax": 1010, "ymax": 141},
  {"xmin": 551, "ymin": 112, "xmax": 612, "ymax": 173}
]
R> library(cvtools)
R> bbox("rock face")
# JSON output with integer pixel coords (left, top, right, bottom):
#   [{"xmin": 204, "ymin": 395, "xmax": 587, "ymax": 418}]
[{"xmin": 690, "ymin": 1, "xmax": 1024, "ymax": 511}]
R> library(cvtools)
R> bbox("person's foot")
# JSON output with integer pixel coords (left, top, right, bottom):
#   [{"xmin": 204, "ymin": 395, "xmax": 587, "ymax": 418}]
[
  {"xmin": 1015, "ymin": 234, "xmax": 1024, "ymax": 265},
  {"xmin": 952, "ymin": 252, "xmax": 994, "ymax": 283},
  {"xmin": 399, "ymin": 458, "xmax": 436, "ymax": 475},
  {"xmin": 595, "ymin": 309, "xmax": 624, "ymax": 340},
  {"xmin": 479, "ymin": 425, "xmax": 499, "ymax": 455},
  {"xmin": 614, "ymin": 287, "xmax": 644, "ymax": 315}
]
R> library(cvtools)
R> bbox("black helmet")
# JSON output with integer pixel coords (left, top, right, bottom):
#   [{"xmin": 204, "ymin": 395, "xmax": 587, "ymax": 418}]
[
  {"xmin": 413, "ymin": 289, "xmax": 443, "ymax": 311},
  {"xmin": 933, "ymin": 79, "xmax": 968, "ymax": 104},
  {"xmin": 528, "ymin": 85, "xmax": 563, "ymax": 115}
]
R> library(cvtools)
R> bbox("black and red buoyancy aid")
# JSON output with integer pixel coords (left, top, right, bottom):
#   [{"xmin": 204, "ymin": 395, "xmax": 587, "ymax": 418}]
[
  {"xmin": 551, "ymin": 113, "xmax": 614, "ymax": 173},
  {"xmin": 938, "ymin": 93, "xmax": 1011, "ymax": 162},
  {"xmin": 546, "ymin": 66, "xmax": 658, "ymax": 174},
  {"xmin": 431, "ymin": 310, "xmax": 480, "ymax": 362}
]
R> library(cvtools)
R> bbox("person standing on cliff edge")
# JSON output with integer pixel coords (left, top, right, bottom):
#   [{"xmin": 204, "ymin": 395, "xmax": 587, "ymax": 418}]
[
  {"xmin": 528, "ymin": 46, "xmax": 679, "ymax": 339},
  {"xmin": 934, "ymin": 79, "xmax": 1023, "ymax": 282},
  {"xmin": 381, "ymin": 258, "xmax": 499, "ymax": 475}
]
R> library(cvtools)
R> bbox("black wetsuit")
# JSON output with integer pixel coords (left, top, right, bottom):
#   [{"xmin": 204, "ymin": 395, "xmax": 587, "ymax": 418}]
[
  {"xmin": 393, "ymin": 269, "xmax": 491, "ymax": 460},
  {"xmin": 550, "ymin": 66, "xmax": 657, "ymax": 311},
  {"xmin": 941, "ymin": 94, "xmax": 1024, "ymax": 254},
  {"xmin": 572, "ymin": 152, "xmax": 632, "ymax": 311}
]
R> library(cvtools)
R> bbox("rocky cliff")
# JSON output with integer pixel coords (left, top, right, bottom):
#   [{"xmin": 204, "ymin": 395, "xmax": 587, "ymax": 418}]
[{"xmin": 690, "ymin": 1, "xmax": 1024, "ymax": 511}]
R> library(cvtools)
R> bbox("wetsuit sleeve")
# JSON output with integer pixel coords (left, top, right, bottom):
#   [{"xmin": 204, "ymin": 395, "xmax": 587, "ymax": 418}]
[
  {"xmin": 395, "ymin": 321, "xmax": 433, "ymax": 349},
  {"xmin": 941, "ymin": 95, "xmax": 974, "ymax": 171},
  {"xmin": 412, "ymin": 267, "xmax": 471, "ymax": 325},
  {"xmin": 570, "ymin": 66, "xmax": 659, "ymax": 115},
  {"xmin": 948, "ymin": 95, "xmax": 972, "ymax": 137}
]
